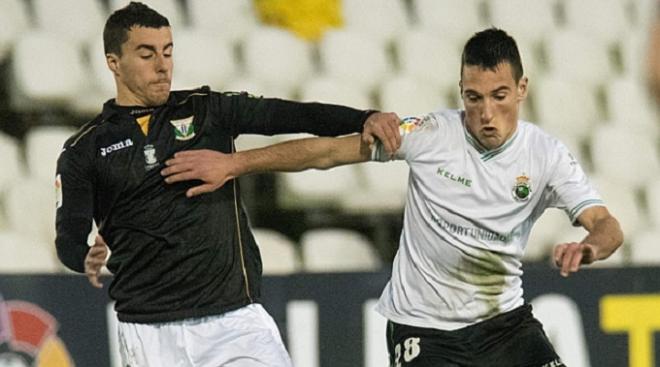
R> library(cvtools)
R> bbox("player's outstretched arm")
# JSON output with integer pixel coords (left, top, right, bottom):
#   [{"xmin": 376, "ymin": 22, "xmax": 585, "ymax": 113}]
[
  {"xmin": 161, "ymin": 134, "xmax": 370, "ymax": 197},
  {"xmin": 553, "ymin": 206, "xmax": 623, "ymax": 277},
  {"xmin": 362, "ymin": 112, "xmax": 401, "ymax": 156}
]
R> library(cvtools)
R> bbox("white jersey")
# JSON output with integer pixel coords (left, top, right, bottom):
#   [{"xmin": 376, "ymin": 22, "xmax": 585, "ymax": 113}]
[{"xmin": 373, "ymin": 110, "xmax": 603, "ymax": 330}]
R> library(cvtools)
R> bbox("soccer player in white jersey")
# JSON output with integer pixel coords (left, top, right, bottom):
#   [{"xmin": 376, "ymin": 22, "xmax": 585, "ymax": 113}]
[{"xmin": 162, "ymin": 28, "xmax": 623, "ymax": 366}]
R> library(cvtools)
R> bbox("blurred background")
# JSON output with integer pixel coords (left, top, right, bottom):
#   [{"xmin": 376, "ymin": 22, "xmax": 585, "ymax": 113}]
[
  {"xmin": 0, "ymin": 0, "xmax": 658, "ymax": 274},
  {"xmin": 0, "ymin": 1, "xmax": 659, "ymax": 366}
]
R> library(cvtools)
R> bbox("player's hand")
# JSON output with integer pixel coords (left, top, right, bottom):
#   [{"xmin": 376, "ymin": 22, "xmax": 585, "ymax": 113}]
[
  {"xmin": 85, "ymin": 235, "xmax": 108, "ymax": 289},
  {"xmin": 362, "ymin": 112, "xmax": 401, "ymax": 156},
  {"xmin": 553, "ymin": 242, "xmax": 597, "ymax": 277},
  {"xmin": 161, "ymin": 150, "xmax": 235, "ymax": 197}
]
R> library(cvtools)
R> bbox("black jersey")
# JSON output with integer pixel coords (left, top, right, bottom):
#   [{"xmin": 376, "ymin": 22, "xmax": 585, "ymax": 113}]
[{"xmin": 55, "ymin": 87, "xmax": 374, "ymax": 323}]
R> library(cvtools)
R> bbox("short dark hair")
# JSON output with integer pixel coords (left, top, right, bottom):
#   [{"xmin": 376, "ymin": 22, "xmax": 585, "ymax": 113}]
[
  {"xmin": 461, "ymin": 28, "xmax": 524, "ymax": 82},
  {"xmin": 103, "ymin": 1, "xmax": 170, "ymax": 56}
]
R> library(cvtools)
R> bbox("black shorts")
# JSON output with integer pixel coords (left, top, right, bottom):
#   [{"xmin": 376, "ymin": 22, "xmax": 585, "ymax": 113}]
[{"xmin": 386, "ymin": 304, "xmax": 566, "ymax": 367}]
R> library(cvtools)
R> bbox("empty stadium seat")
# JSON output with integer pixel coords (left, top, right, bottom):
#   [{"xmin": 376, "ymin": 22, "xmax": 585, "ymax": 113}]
[
  {"xmin": 0, "ymin": 0, "xmax": 31, "ymax": 61},
  {"xmin": 300, "ymin": 228, "xmax": 381, "ymax": 272},
  {"xmin": 299, "ymin": 76, "xmax": 374, "ymax": 109},
  {"xmin": 412, "ymin": 0, "xmax": 484, "ymax": 48},
  {"xmin": 340, "ymin": 161, "xmax": 409, "ymax": 214},
  {"xmin": 0, "ymin": 230, "xmax": 60, "ymax": 273},
  {"xmin": 251, "ymin": 228, "xmax": 300, "ymax": 275},
  {"xmin": 562, "ymin": 0, "xmax": 631, "ymax": 45},
  {"xmin": 243, "ymin": 26, "xmax": 314, "ymax": 97},
  {"xmin": 393, "ymin": 29, "xmax": 461, "ymax": 97},
  {"xmin": 630, "ymin": 229, "xmax": 660, "ymax": 265},
  {"xmin": 590, "ymin": 125, "xmax": 660, "ymax": 188},
  {"xmin": 378, "ymin": 75, "xmax": 446, "ymax": 117},
  {"xmin": 171, "ymin": 29, "xmax": 236, "ymax": 90},
  {"xmin": 318, "ymin": 29, "xmax": 394, "ymax": 94},
  {"xmin": 604, "ymin": 77, "xmax": 659, "ymax": 137},
  {"xmin": 341, "ymin": 0, "xmax": 409, "ymax": 45},
  {"xmin": 187, "ymin": 0, "xmax": 258, "ymax": 43},
  {"xmin": 525, "ymin": 209, "xmax": 571, "ymax": 262},
  {"xmin": 590, "ymin": 175, "xmax": 647, "ymax": 240},
  {"xmin": 533, "ymin": 76, "xmax": 601, "ymax": 143},
  {"xmin": 276, "ymin": 164, "xmax": 361, "ymax": 209},
  {"xmin": 24, "ymin": 126, "xmax": 77, "ymax": 185},
  {"xmin": 4, "ymin": 177, "xmax": 57, "ymax": 246},
  {"xmin": 10, "ymin": 32, "xmax": 87, "ymax": 110},
  {"xmin": 544, "ymin": 29, "xmax": 616, "ymax": 89},
  {"xmin": 488, "ymin": 0, "xmax": 557, "ymax": 47},
  {"xmin": 31, "ymin": 0, "xmax": 107, "ymax": 45},
  {"xmin": 644, "ymin": 177, "xmax": 660, "ymax": 227},
  {"xmin": 0, "ymin": 132, "xmax": 25, "ymax": 193}
]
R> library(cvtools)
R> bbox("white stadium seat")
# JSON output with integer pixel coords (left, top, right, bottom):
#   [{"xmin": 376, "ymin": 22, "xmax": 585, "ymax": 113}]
[
  {"xmin": 318, "ymin": 29, "xmax": 393, "ymax": 93},
  {"xmin": 251, "ymin": 228, "xmax": 300, "ymax": 275},
  {"xmin": 0, "ymin": 0, "xmax": 31, "ymax": 61},
  {"xmin": 630, "ymin": 229, "xmax": 660, "ymax": 266},
  {"xmin": 525, "ymin": 208, "xmax": 571, "ymax": 262},
  {"xmin": 0, "ymin": 230, "xmax": 60, "ymax": 273},
  {"xmin": 393, "ymin": 29, "xmax": 462, "ymax": 97},
  {"xmin": 488, "ymin": 0, "xmax": 557, "ymax": 46},
  {"xmin": 10, "ymin": 32, "xmax": 87, "ymax": 110},
  {"xmin": 378, "ymin": 74, "xmax": 446, "ymax": 117},
  {"xmin": 32, "ymin": 0, "xmax": 107, "ymax": 45},
  {"xmin": 24, "ymin": 126, "xmax": 77, "ymax": 185},
  {"xmin": 301, "ymin": 228, "xmax": 381, "ymax": 272},
  {"xmin": 243, "ymin": 26, "xmax": 314, "ymax": 97},
  {"xmin": 604, "ymin": 77, "xmax": 659, "ymax": 137},
  {"xmin": 187, "ymin": 0, "xmax": 258, "ymax": 44},
  {"xmin": 277, "ymin": 164, "xmax": 361, "ymax": 210},
  {"xmin": 5, "ymin": 178, "xmax": 57, "ymax": 245},
  {"xmin": 340, "ymin": 161, "xmax": 409, "ymax": 214},
  {"xmin": 562, "ymin": 0, "xmax": 632, "ymax": 45},
  {"xmin": 0, "ymin": 132, "xmax": 25, "ymax": 193},
  {"xmin": 590, "ymin": 175, "xmax": 647, "ymax": 240},
  {"xmin": 172, "ymin": 29, "xmax": 236, "ymax": 90},
  {"xmin": 412, "ymin": 0, "xmax": 484, "ymax": 48},
  {"xmin": 299, "ymin": 76, "xmax": 374, "ymax": 110},
  {"xmin": 644, "ymin": 177, "xmax": 660, "ymax": 227},
  {"xmin": 341, "ymin": 0, "xmax": 409, "ymax": 45}
]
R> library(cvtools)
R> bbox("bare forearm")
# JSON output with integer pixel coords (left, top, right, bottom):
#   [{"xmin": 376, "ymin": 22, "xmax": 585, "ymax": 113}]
[
  {"xmin": 232, "ymin": 134, "xmax": 371, "ymax": 176},
  {"xmin": 581, "ymin": 215, "xmax": 623, "ymax": 261}
]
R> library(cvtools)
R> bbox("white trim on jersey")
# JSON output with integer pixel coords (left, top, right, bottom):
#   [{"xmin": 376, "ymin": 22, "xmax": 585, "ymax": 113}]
[{"xmin": 373, "ymin": 110, "xmax": 604, "ymax": 330}]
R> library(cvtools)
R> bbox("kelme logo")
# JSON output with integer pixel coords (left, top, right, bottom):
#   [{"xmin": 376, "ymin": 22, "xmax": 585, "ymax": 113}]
[
  {"xmin": 0, "ymin": 293, "xmax": 74, "ymax": 366},
  {"xmin": 512, "ymin": 174, "xmax": 532, "ymax": 201}
]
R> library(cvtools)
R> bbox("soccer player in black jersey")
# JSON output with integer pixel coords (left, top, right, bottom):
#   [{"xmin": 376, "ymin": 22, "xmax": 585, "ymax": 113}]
[{"xmin": 54, "ymin": 2, "xmax": 400, "ymax": 366}]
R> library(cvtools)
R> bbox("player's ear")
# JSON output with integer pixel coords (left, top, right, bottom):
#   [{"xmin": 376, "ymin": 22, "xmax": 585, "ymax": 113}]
[
  {"xmin": 106, "ymin": 53, "xmax": 120, "ymax": 77},
  {"xmin": 516, "ymin": 76, "xmax": 528, "ymax": 101}
]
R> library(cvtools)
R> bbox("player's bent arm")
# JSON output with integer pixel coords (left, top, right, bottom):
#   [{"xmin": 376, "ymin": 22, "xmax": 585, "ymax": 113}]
[
  {"xmin": 576, "ymin": 206, "xmax": 623, "ymax": 261},
  {"xmin": 553, "ymin": 206, "xmax": 623, "ymax": 277}
]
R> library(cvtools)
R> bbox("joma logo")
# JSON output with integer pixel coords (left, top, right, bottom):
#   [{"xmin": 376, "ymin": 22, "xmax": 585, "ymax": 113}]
[{"xmin": 100, "ymin": 139, "xmax": 133, "ymax": 157}]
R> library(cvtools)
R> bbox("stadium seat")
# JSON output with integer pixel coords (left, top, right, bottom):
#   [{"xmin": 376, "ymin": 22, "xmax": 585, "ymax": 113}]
[
  {"xmin": 340, "ymin": 161, "xmax": 409, "ymax": 214},
  {"xmin": 412, "ymin": 0, "xmax": 484, "ymax": 48},
  {"xmin": 392, "ymin": 29, "xmax": 461, "ymax": 98},
  {"xmin": 533, "ymin": 76, "xmax": 601, "ymax": 143},
  {"xmin": 31, "ymin": 0, "xmax": 106, "ymax": 45},
  {"xmin": 299, "ymin": 76, "xmax": 374, "ymax": 110},
  {"xmin": 251, "ymin": 228, "xmax": 300, "ymax": 275},
  {"xmin": 590, "ymin": 175, "xmax": 646, "ymax": 240},
  {"xmin": 243, "ymin": 26, "xmax": 314, "ymax": 97},
  {"xmin": 4, "ymin": 178, "xmax": 56, "ymax": 246},
  {"xmin": 562, "ymin": 0, "xmax": 631, "ymax": 46},
  {"xmin": 525, "ymin": 209, "xmax": 571, "ymax": 262},
  {"xmin": 630, "ymin": 229, "xmax": 660, "ymax": 265},
  {"xmin": 109, "ymin": 0, "xmax": 186, "ymax": 28},
  {"xmin": 589, "ymin": 125, "xmax": 660, "ymax": 188},
  {"xmin": 318, "ymin": 29, "xmax": 394, "ymax": 94},
  {"xmin": 378, "ymin": 75, "xmax": 446, "ymax": 117},
  {"xmin": 341, "ymin": 0, "xmax": 409, "ymax": 45},
  {"xmin": 300, "ymin": 228, "xmax": 381, "ymax": 272},
  {"xmin": 171, "ymin": 29, "xmax": 236, "ymax": 91},
  {"xmin": 644, "ymin": 177, "xmax": 660, "ymax": 227},
  {"xmin": 0, "ymin": 0, "xmax": 31, "ymax": 61},
  {"xmin": 276, "ymin": 163, "xmax": 361, "ymax": 210},
  {"xmin": 187, "ymin": 0, "xmax": 258, "ymax": 44},
  {"xmin": 550, "ymin": 221, "xmax": 626, "ymax": 268},
  {"xmin": 10, "ymin": 32, "xmax": 87, "ymax": 110},
  {"xmin": 544, "ymin": 29, "xmax": 615, "ymax": 89},
  {"xmin": 234, "ymin": 134, "xmax": 282, "ymax": 151},
  {"xmin": 224, "ymin": 77, "xmax": 289, "ymax": 99},
  {"xmin": 24, "ymin": 126, "xmax": 77, "ymax": 185},
  {"xmin": 487, "ymin": 0, "xmax": 557, "ymax": 47},
  {"xmin": 0, "ymin": 132, "xmax": 25, "ymax": 194},
  {"xmin": 604, "ymin": 76, "xmax": 659, "ymax": 137},
  {"xmin": 0, "ymin": 230, "xmax": 60, "ymax": 273}
]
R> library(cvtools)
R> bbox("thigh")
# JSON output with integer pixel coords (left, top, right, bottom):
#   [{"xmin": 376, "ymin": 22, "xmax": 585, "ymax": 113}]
[
  {"xmin": 117, "ymin": 320, "xmax": 190, "ymax": 367},
  {"xmin": 187, "ymin": 304, "xmax": 293, "ymax": 367},
  {"xmin": 386, "ymin": 321, "xmax": 468, "ymax": 367}
]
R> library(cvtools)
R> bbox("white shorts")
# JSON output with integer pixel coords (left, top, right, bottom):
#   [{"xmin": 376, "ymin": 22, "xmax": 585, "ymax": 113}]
[{"xmin": 117, "ymin": 304, "xmax": 293, "ymax": 367}]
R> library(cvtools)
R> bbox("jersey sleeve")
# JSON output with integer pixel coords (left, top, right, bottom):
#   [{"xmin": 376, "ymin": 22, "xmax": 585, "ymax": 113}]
[
  {"xmin": 212, "ymin": 91, "xmax": 375, "ymax": 137},
  {"xmin": 546, "ymin": 141, "xmax": 604, "ymax": 225},
  {"xmin": 55, "ymin": 140, "xmax": 95, "ymax": 273},
  {"xmin": 371, "ymin": 114, "xmax": 444, "ymax": 162}
]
